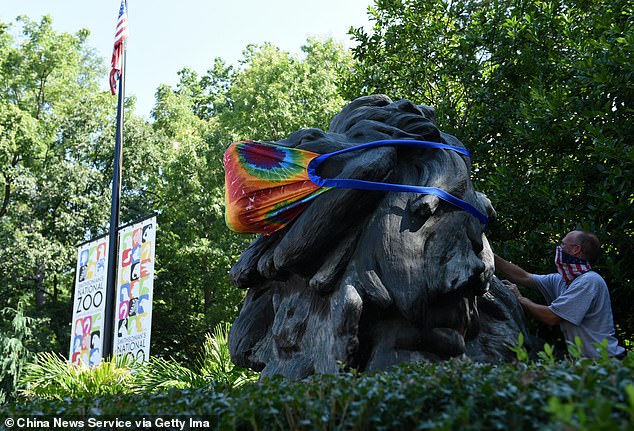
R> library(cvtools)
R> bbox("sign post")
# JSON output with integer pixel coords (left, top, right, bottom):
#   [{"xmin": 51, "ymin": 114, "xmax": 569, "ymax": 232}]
[{"xmin": 103, "ymin": 0, "xmax": 129, "ymax": 359}]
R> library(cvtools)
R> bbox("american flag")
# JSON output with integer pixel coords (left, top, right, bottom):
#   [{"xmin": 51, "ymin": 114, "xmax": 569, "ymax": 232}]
[
  {"xmin": 109, "ymin": 0, "xmax": 129, "ymax": 95},
  {"xmin": 555, "ymin": 246, "xmax": 591, "ymax": 284}
]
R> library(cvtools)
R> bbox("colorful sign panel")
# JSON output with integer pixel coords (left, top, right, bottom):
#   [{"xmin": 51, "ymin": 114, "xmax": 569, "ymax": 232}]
[
  {"xmin": 69, "ymin": 237, "xmax": 108, "ymax": 366},
  {"xmin": 112, "ymin": 216, "xmax": 156, "ymax": 363}
]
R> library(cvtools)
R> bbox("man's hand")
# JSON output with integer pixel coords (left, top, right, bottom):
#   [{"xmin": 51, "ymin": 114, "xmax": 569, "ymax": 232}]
[{"xmin": 502, "ymin": 279, "xmax": 522, "ymax": 299}]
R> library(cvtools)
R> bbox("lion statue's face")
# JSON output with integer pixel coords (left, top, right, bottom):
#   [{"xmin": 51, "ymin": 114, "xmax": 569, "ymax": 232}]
[
  {"xmin": 343, "ymin": 170, "xmax": 494, "ymax": 361},
  {"xmin": 229, "ymin": 95, "xmax": 496, "ymax": 375}
]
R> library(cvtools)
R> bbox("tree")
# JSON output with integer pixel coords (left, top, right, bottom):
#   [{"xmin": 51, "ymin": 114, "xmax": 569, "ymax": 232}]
[
  {"xmin": 147, "ymin": 38, "xmax": 356, "ymax": 360},
  {"xmin": 0, "ymin": 15, "xmax": 114, "ymax": 349},
  {"xmin": 345, "ymin": 0, "xmax": 634, "ymax": 341},
  {"xmin": 0, "ymin": 15, "xmax": 111, "ymax": 400},
  {"xmin": 219, "ymin": 38, "xmax": 355, "ymax": 141},
  {"xmin": 0, "ymin": 300, "xmax": 34, "ymax": 403},
  {"xmin": 146, "ymin": 75, "xmax": 245, "ymax": 360},
  {"xmin": 0, "ymin": 16, "xmax": 165, "ymax": 399},
  {"xmin": 343, "ymin": 0, "xmax": 486, "ymax": 129}
]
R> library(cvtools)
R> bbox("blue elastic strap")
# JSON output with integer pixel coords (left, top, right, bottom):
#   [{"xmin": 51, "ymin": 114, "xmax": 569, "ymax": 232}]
[{"xmin": 306, "ymin": 139, "xmax": 488, "ymax": 224}]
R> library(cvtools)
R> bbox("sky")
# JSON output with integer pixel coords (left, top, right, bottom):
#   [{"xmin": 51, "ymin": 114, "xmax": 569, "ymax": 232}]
[{"xmin": 1, "ymin": 0, "xmax": 375, "ymax": 119}]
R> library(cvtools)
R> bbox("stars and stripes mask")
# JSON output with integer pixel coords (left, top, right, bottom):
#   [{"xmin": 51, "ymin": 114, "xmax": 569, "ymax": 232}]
[{"xmin": 555, "ymin": 245, "xmax": 592, "ymax": 284}]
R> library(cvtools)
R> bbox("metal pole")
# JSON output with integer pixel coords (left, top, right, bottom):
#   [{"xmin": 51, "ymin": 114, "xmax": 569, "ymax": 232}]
[{"xmin": 103, "ymin": 45, "xmax": 126, "ymax": 360}]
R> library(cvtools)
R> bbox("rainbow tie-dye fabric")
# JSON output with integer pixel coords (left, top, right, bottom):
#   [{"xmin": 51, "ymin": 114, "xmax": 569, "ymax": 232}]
[
  {"xmin": 224, "ymin": 139, "xmax": 488, "ymax": 235},
  {"xmin": 224, "ymin": 140, "xmax": 330, "ymax": 234}
]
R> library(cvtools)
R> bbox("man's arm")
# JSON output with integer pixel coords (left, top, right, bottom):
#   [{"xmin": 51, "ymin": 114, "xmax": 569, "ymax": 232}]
[
  {"xmin": 505, "ymin": 281, "xmax": 563, "ymax": 326},
  {"xmin": 493, "ymin": 254, "xmax": 538, "ymax": 290},
  {"xmin": 516, "ymin": 296, "xmax": 563, "ymax": 326}
]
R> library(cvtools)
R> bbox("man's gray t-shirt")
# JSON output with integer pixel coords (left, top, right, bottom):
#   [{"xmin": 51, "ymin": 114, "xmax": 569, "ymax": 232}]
[{"xmin": 532, "ymin": 271, "xmax": 625, "ymax": 358}]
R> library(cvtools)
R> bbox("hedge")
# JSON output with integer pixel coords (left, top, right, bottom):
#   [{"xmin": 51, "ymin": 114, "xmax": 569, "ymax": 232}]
[{"xmin": 2, "ymin": 355, "xmax": 633, "ymax": 430}]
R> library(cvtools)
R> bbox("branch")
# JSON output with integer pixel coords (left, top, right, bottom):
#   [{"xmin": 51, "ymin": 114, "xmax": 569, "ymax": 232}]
[
  {"xmin": 0, "ymin": 175, "xmax": 10, "ymax": 219},
  {"xmin": 0, "ymin": 154, "xmax": 19, "ymax": 219}
]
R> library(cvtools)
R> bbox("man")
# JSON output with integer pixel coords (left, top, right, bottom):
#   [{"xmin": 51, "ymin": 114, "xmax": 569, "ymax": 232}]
[{"xmin": 494, "ymin": 230, "xmax": 625, "ymax": 358}]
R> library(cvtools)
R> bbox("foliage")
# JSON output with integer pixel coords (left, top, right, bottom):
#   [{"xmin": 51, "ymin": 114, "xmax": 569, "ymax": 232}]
[
  {"xmin": 508, "ymin": 332, "xmax": 530, "ymax": 363},
  {"xmin": 147, "ymin": 38, "xmax": 354, "ymax": 360},
  {"xmin": 0, "ymin": 17, "xmax": 170, "ymax": 408},
  {"xmin": 219, "ymin": 38, "xmax": 355, "ymax": 141},
  {"xmin": 17, "ymin": 352, "xmax": 135, "ymax": 400},
  {"xmin": 0, "ymin": 17, "xmax": 161, "ymax": 403},
  {"xmin": 147, "ymin": 69, "xmax": 247, "ymax": 360},
  {"xmin": 0, "ymin": 300, "xmax": 34, "ymax": 404},
  {"xmin": 4, "ymin": 354, "xmax": 633, "ymax": 430},
  {"xmin": 131, "ymin": 322, "xmax": 257, "ymax": 392},
  {"xmin": 0, "ymin": 16, "xmax": 106, "ymax": 355},
  {"xmin": 13, "ymin": 323, "xmax": 255, "ymax": 402},
  {"xmin": 344, "ymin": 0, "xmax": 634, "ymax": 343},
  {"xmin": 0, "ymin": 14, "xmax": 357, "ymax": 386},
  {"xmin": 343, "ymin": 0, "xmax": 486, "ymax": 127}
]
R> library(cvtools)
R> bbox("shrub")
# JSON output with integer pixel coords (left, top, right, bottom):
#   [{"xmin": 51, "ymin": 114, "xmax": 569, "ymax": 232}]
[
  {"xmin": 131, "ymin": 322, "xmax": 257, "ymax": 392},
  {"xmin": 4, "ymin": 353, "xmax": 632, "ymax": 430},
  {"xmin": 0, "ymin": 301, "xmax": 35, "ymax": 403},
  {"xmin": 18, "ymin": 352, "xmax": 135, "ymax": 400},
  {"xmin": 12, "ymin": 322, "xmax": 256, "ymax": 401}
]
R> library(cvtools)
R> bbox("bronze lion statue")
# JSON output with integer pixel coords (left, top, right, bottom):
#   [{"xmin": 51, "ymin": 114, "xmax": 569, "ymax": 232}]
[{"xmin": 227, "ymin": 95, "xmax": 532, "ymax": 379}]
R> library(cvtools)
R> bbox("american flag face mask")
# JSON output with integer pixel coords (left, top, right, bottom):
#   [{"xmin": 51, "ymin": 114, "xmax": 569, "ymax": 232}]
[{"xmin": 555, "ymin": 245, "xmax": 591, "ymax": 284}]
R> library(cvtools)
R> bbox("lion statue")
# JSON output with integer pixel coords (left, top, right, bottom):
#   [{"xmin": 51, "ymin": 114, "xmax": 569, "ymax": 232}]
[{"xmin": 226, "ymin": 95, "xmax": 532, "ymax": 379}]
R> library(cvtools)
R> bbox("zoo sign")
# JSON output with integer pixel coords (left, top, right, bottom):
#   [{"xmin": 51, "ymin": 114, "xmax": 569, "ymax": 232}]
[
  {"xmin": 112, "ymin": 216, "xmax": 156, "ymax": 363},
  {"xmin": 69, "ymin": 237, "xmax": 108, "ymax": 366},
  {"xmin": 69, "ymin": 216, "xmax": 156, "ymax": 366}
]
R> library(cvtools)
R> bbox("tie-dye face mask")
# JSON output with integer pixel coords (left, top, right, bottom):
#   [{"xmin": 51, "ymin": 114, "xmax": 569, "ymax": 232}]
[{"xmin": 224, "ymin": 139, "xmax": 488, "ymax": 235}]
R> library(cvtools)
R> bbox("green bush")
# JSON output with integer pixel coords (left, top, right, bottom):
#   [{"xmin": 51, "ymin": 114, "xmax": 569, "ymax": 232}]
[
  {"xmin": 132, "ymin": 322, "xmax": 257, "ymax": 392},
  {"xmin": 10, "ymin": 323, "xmax": 255, "ymax": 401},
  {"xmin": 18, "ymin": 352, "xmax": 135, "ymax": 400},
  {"xmin": 4, "ymin": 353, "xmax": 632, "ymax": 430},
  {"xmin": 0, "ymin": 300, "xmax": 34, "ymax": 404}
]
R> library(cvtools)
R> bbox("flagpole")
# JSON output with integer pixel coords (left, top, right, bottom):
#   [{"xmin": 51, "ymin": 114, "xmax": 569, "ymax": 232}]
[{"xmin": 103, "ymin": 35, "xmax": 127, "ymax": 361}]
